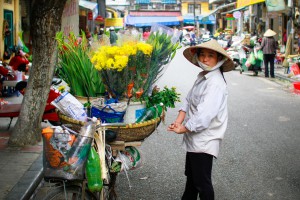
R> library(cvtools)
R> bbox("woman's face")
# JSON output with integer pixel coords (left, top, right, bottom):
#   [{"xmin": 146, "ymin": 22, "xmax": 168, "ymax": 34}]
[{"xmin": 198, "ymin": 48, "xmax": 218, "ymax": 67}]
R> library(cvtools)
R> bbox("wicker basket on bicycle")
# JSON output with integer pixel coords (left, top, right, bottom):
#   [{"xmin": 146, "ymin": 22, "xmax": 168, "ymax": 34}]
[{"xmin": 58, "ymin": 112, "xmax": 161, "ymax": 142}]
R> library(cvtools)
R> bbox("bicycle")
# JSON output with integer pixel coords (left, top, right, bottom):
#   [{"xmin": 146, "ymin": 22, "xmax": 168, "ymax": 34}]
[
  {"xmin": 39, "ymin": 111, "xmax": 161, "ymax": 200},
  {"xmin": 41, "ymin": 119, "xmax": 127, "ymax": 200}
]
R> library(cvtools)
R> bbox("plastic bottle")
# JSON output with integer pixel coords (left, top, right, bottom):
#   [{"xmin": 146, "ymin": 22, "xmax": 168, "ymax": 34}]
[
  {"xmin": 86, "ymin": 147, "xmax": 103, "ymax": 192},
  {"xmin": 65, "ymin": 119, "xmax": 97, "ymax": 178},
  {"xmin": 136, "ymin": 103, "xmax": 163, "ymax": 123}
]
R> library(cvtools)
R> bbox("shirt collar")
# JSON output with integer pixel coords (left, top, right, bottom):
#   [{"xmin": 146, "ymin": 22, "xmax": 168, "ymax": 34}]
[{"xmin": 203, "ymin": 69, "xmax": 221, "ymax": 79}]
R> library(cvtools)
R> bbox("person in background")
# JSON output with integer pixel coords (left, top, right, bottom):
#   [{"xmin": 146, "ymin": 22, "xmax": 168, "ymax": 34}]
[
  {"xmin": 257, "ymin": 29, "xmax": 278, "ymax": 78},
  {"xmin": 109, "ymin": 27, "xmax": 118, "ymax": 46},
  {"xmin": 226, "ymin": 34, "xmax": 233, "ymax": 48},
  {"xmin": 190, "ymin": 34, "xmax": 197, "ymax": 46},
  {"xmin": 143, "ymin": 28, "xmax": 151, "ymax": 41},
  {"xmin": 9, "ymin": 48, "xmax": 30, "ymax": 72},
  {"xmin": 168, "ymin": 40, "xmax": 235, "ymax": 200},
  {"xmin": 283, "ymin": 29, "xmax": 287, "ymax": 45},
  {"xmin": 98, "ymin": 28, "xmax": 104, "ymax": 40},
  {"xmin": 179, "ymin": 27, "xmax": 184, "ymax": 43}
]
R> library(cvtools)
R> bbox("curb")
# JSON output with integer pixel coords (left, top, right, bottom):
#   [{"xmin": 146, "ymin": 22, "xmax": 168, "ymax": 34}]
[
  {"xmin": 5, "ymin": 154, "xmax": 43, "ymax": 200},
  {"xmin": 275, "ymin": 73, "xmax": 295, "ymax": 83}
]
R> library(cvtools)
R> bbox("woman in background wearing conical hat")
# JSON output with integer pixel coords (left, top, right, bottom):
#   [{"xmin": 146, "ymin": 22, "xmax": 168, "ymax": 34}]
[
  {"xmin": 168, "ymin": 39, "xmax": 234, "ymax": 200},
  {"xmin": 257, "ymin": 29, "xmax": 278, "ymax": 78}
]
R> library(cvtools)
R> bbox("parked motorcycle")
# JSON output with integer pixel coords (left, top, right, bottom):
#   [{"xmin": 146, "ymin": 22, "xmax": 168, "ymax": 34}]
[
  {"xmin": 226, "ymin": 35, "xmax": 247, "ymax": 69},
  {"xmin": 15, "ymin": 78, "xmax": 62, "ymax": 126}
]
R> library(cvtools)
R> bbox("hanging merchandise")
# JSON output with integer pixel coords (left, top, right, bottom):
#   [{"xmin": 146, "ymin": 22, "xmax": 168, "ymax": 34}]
[
  {"xmin": 265, "ymin": 0, "xmax": 286, "ymax": 12},
  {"xmin": 112, "ymin": 146, "xmax": 142, "ymax": 172},
  {"xmin": 248, "ymin": 52, "xmax": 256, "ymax": 65},
  {"xmin": 226, "ymin": 14, "xmax": 235, "ymax": 20}
]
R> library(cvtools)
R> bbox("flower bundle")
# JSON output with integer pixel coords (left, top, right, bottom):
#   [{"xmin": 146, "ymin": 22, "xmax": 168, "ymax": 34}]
[
  {"xmin": 91, "ymin": 41, "xmax": 153, "ymax": 99},
  {"xmin": 142, "ymin": 28, "xmax": 181, "ymax": 97},
  {"xmin": 55, "ymin": 31, "xmax": 105, "ymax": 97},
  {"xmin": 90, "ymin": 24, "xmax": 181, "ymax": 103}
]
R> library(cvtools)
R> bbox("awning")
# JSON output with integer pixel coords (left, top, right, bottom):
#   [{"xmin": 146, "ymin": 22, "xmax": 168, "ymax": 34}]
[
  {"xmin": 79, "ymin": 0, "xmax": 98, "ymax": 20},
  {"xmin": 221, "ymin": 6, "xmax": 249, "ymax": 15},
  {"xmin": 183, "ymin": 14, "xmax": 215, "ymax": 25},
  {"xmin": 79, "ymin": 0, "xmax": 97, "ymax": 10},
  {"xmin": 236, "ymin": 0, "xmax": 265, "ymax": 9},
  {"xmin": 202, "ymin": 2, "xmax": 236, "ymax": 18},
  {"xmin": 199, "ymin": 15, "xmax": 216, "ymax": 24},
  {"xmin": 125, "ymin": 16, "xmax": 182, "ymax": 27},
  {"xmin": 129, "ymin": 11, "xmax": 181, "ymax": 17}
]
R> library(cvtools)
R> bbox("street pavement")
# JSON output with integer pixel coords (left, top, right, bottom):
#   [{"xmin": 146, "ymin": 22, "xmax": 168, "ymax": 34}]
[
  {"xmin": 0, "ymin": 93, "xmax": 45, "ymax": 200},
  {"xmin": 0, "ymin": 54, "xmax": 299, "ymax": 199}
]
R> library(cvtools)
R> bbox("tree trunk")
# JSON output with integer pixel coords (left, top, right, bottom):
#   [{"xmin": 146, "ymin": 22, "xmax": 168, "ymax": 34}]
[{"xmin": 9, "ymin": 0, "xmax": 67, "ymax": 146}]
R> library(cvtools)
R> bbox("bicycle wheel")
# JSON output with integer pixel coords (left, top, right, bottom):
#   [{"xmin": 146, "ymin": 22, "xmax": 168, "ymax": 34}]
[
  {"xmin": 100, "ymin": 172, "xmax": 117, "ymax": 200},
  {"xmin": 43, "ymin": 185, "xmax": 96, "ymax": 200}
]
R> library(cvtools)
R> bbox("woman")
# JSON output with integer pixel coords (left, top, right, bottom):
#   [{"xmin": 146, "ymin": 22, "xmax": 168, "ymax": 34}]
[
  {"xmin": 9, "ymin": 49, "xmax": 30, "ymax": 72},
  {"xmin": 168, "ymin": 40, "xmax": 235, "ymax": 200},
  {"xmin": 143, "ymin": 28, "xmax": 150, "ymax": 41},
  {"xmin": 258, "ymin": 29, "xmax": 278, "ymax": 78}
]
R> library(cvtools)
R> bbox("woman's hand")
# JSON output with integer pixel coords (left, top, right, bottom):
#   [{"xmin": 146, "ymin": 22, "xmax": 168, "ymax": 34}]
[{"xmin": 167, "ymin": 122, "xmax": 189, "ymax": 134}]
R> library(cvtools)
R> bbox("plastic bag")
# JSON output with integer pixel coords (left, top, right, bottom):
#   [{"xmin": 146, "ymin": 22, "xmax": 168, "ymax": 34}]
[
  {"xmin": 114, "ymin": 146, "xmax": 142, "ymax": 172},
  {"xmin": 91, "ymin": 98, "xmax": 127, "ymax": 113},
  {"xmin": 18, "ymin": 32, "xmax": 30, "ymax": 53},
  {"xmin": 245, "ymin": 61, "xmax": 251, "ymax": 68},
  {"xmin": 257, "ymin": 50, "xmax": 264, "ymax": 61},
  {"xmin": 249, "ymin": 52, "xmax": 256, "ymax": 65},
  {"xmin": 51, "ymin": 92, "xmax": 87, "ymax": 121}
]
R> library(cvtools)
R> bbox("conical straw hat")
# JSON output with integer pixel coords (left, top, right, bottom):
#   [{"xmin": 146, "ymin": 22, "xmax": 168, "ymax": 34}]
[
  {"xmin": 264, "ymin": 29, "xmax": 276, "ymax": 37},
  {"xmin": 183, "ymin": 39, "xmax": 235, "ymax": 72}
]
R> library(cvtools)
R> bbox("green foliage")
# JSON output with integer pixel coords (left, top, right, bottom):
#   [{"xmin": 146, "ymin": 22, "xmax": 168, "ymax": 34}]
[
  {"xmin": 55, "ymin": 31, "xmax": 105, "ymax": 97},
  {"xmin": 142, "ymin": 32, "xmax": 181, "ymax": 97},
  {"xmin": 143, "ymin": 86, "xmax": 180, "ymax": 111}
]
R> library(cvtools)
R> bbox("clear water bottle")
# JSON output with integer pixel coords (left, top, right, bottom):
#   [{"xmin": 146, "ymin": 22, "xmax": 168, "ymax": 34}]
[{"xmin": 64, "ymin": 119, "xmax": 96, "ymax": 178}]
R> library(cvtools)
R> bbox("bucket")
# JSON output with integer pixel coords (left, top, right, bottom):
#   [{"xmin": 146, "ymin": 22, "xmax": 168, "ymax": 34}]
[{"xmin": 123, "ymin": 101, "xmax": 146, "ymax": 124}]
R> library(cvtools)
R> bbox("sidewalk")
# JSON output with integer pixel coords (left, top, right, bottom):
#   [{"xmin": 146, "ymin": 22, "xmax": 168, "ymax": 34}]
[
  {"xmin": 241, "ymin": 63, "xmax": 299, "ymax": 85},
  {"xmin": 0, "ymin": 65, "xmax": 298, "ymax": 200},
  {"xmin": 0, "ymin": 93, "xmax": 44, "ymax": 200}
]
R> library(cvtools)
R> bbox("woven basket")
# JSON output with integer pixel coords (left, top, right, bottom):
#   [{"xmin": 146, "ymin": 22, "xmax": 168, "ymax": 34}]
[
  {"xmin": 58, "ymin": 112, "xmax": 85, "ymax": 132},
  {"xmin": 107, "ymin": 117, "xmax": 161, "ymax": 142},
  {"xmin": 57, "ymin": 112, "xmax": 160, "ymax": 142}
]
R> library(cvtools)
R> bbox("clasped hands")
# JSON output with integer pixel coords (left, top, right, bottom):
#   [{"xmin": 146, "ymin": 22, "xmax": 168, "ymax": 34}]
[{"xmin": 167, "ymin": 121, "xmax": 189, "ymax": 134}]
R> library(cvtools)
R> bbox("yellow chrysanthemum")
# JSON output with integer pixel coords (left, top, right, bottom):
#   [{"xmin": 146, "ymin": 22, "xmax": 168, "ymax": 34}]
[
  {"xmin": 106, "ymin": 58, "xmax": 115, "ymax": 69},
  {"xmin": 137, "ymin": 43, "xmax": 153, "ymax": 55},
  {"xmin": 114, "ymin": 55, "xmax": 129, "ymax": 71}
]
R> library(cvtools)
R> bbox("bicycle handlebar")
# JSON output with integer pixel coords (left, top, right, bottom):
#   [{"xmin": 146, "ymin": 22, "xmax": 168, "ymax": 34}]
[{"xmin": 96, "ymin": 123, "xmax": 127, "ymax": 128}]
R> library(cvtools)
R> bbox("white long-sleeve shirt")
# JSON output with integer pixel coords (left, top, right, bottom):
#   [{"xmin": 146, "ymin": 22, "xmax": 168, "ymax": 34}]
[{"xmin": 180, "ymin": 69, "xmax": 228, "ymax": 158}]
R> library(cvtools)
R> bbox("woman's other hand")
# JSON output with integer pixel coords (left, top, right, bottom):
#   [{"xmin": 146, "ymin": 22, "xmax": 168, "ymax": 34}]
[{"xmin": 168, "ymin": 122, "xmax": 189, "ymax": 134}]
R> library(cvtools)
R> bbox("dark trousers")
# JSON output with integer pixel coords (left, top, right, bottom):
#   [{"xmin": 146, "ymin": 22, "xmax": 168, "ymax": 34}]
[
  {"xmin": 182, "ymin": 152, "xmax": 214, "ymax": 200},
  {"xmin": 263, "ymin": 54, "xmax": 275, "ymax": 78}
]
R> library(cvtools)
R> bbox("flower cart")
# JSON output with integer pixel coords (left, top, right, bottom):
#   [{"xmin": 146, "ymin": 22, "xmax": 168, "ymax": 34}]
[{"xmin": 42, "ymin": 24, "xmax": 181, "ymax": 199}]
